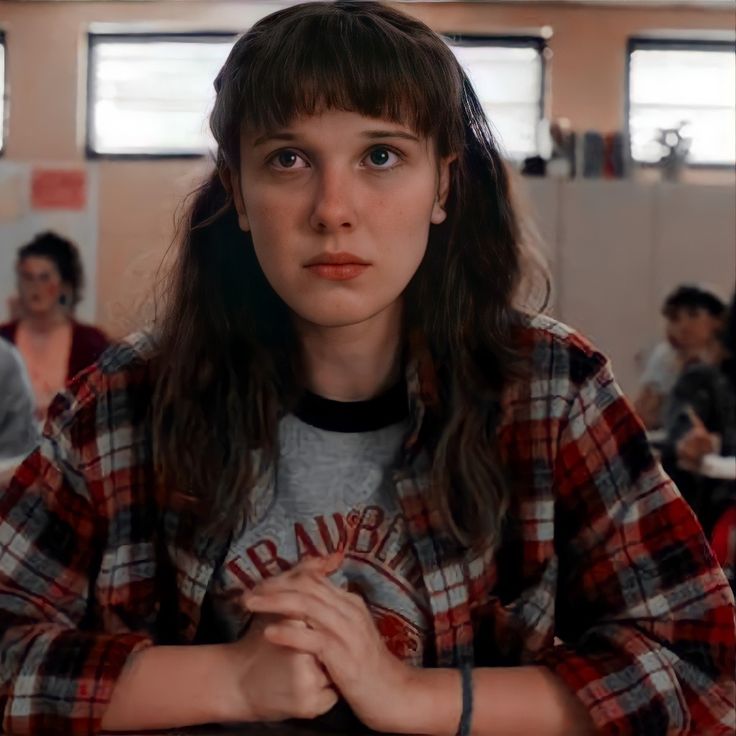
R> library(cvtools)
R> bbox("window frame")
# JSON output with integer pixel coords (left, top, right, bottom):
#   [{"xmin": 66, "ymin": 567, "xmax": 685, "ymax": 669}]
[
  {"xmin": 85, "ymin": 31, "xmax": 238, "ymax": 160},
  {"xmin": 443, "ymin": 33, "xmax": 548, "ymax": 159},
  {"xmin": 0, "ymin": 30, "xmax": 6, "ymax": 156},
  {"xmin": 625, "ymin": 36, "xmax": 736, "ymax": 170}
]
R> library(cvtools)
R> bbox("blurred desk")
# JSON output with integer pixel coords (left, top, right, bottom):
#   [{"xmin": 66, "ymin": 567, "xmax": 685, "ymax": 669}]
[
  {"xmin": 700, "ymin": 454, "xmax": 736, "ymax": 481},
  {"xmin": 646, "ymin": 429, "xmax": 667, "ymax": 447}
]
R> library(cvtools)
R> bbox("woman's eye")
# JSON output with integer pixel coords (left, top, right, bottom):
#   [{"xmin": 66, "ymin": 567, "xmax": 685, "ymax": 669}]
[
  {"xmin": 270, "ymin": 150, "xmax": 307, "ymax": 170},
  {"xmin": 365, "ymin": 147, "xmax": 400, "ymax": 169}
]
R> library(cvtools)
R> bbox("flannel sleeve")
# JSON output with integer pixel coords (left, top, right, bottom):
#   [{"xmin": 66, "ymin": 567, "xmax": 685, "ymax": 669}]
[
  {"xmin": 537, "ymin": 355, "xmax": 736, "ymax": 734},
  {"xmin": 0, "ymin": 342, "xmax": 38, "ymax": 459},
  {"xmin": 0, "ymin": 380, "xmax": 152, "ymax": 735}
]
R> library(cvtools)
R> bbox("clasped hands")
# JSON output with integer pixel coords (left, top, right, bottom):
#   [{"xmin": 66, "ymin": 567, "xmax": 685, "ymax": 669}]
[{"xmin": 222, "ymin": 552, "xmax": 419, "ymax": 731}]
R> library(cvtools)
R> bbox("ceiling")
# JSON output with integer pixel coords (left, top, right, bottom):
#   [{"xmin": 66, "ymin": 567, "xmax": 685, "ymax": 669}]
[{"xmin": 5, "ymin": 0, "xmax": 736, "ymax": 5}]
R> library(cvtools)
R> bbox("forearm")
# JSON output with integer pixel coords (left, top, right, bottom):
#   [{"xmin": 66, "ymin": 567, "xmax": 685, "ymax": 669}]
[
  {"xmin": 101, "ymin": 643, "xmax": 241, "ymax": 731},
  {"xmin": 634, "ymin": 385, "xmax": 663, "ymax": 430},
  {"xmin": 400, "ymin": 665, "xmax": 593, "ymax": 736}
]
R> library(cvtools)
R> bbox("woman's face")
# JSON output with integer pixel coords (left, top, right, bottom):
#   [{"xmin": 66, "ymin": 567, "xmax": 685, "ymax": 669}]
[
  {"xmin": 236, "ymin": 110, "xmax": 453, "ymax": 333},
  {"xmin": 17, "ymin": 256, "xmax": 65, "ymax": 317},
  {"xmin": 666, "ymin": 306, "xmax": 722, "ymax": 355}
]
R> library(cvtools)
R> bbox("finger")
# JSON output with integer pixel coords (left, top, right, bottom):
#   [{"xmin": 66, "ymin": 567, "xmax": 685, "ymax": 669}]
[
  {"xmin": 295, "ymin": 577, "xmax": 375, "ymax": 628},
  {"xmin": 295, "ymin": 551, "xmax": 344, "ymax": 574},
  {"xmin": 321, "ymin": 550, "xmax": 345, "ymax": 575},
  {"xmin": 312, "ymin": 575, "xmax": 372, "ymax": 622},
  {"xmin": 246, "ymin": 590, "xmax": 353, "ymax": 643},
  {"xmin": 305, "ymin": 685, "xmax": 339, "ymax": 719},
  {"xmin": 264, "ymin": 620, "xmax": 333, "ymax": 660},
  {"xmin": 294, "ymin": 651, "xmax": 334, "ymax": 690},
  {"xmin": 290, "ymin": 551, "xmax": 345, "ymax": 578},
  {"xmin": 249, "ymin": 552, "xmax": 344, "ymax": 594},
  {"xmin": 247, "ymin": 573, "xmax": 361, "ymax": 627},
  {"xmin": 677, "ymin": 437, "xmax": 701, "ymax": 459},
  {"xmin": 313, "ymin": 572, "xmax": 364, "ymax": 604},
  {"xmin": 256, "ymin": 568, "xmax": 354, "ymax": 606},
  {"xmin": 681, "ymin": 449, "xmax": 702, "ymax": 466},
  {"xmin": 241, "ymin": 554, "xmax": 343, "ymax": 609},
  {"xmin": 685, "ymin": 406, "xmax": 706, "ymax": 431}
]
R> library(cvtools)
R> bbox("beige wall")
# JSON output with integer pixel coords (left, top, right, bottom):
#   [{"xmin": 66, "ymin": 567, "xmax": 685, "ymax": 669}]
[
  {"xmin": 0, "ymin": 0, "xmax": 734, "ymax": 335},
  {"xmin": 409, "ymin": 2, "xmax": 735, "ymax": 131}
]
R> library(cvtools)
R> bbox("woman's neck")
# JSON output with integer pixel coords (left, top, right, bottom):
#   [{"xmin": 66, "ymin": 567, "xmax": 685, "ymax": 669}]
[
  {"xmin": 21, "ymin": 309, "xmax": 69, "ymax": 334},
  {"xmin": 295, "ymin": 302, "xmax": 403, "ymax": 402}
]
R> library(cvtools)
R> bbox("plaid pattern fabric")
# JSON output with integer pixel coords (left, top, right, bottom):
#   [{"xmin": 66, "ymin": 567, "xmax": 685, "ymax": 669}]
[{"xmin": 0, "ymin": 315, "xmax": 733, "ymax": 735}]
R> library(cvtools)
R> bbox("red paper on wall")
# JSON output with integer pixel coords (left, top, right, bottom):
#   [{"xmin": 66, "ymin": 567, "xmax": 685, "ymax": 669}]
[{"xmin": 31, "ymin": 169, "xmax": 86, "ymax": 210}]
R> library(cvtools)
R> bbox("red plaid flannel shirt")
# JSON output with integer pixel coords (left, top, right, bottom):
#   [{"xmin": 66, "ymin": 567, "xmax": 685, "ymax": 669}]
[{"xmin": 0, "ymin": 315, "xmax": 733, "ymax": 734}]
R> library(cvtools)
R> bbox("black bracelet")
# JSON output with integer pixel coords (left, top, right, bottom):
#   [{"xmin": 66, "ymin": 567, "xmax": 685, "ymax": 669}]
[{"xmin": 457, "ymin": 662, "xmax": 474, "ymax": 736}]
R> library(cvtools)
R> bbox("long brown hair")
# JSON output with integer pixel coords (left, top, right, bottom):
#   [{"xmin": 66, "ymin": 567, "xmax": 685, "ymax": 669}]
[{"xmin": 152, "ymin": 1, "xmax": 547, "ymax": 549}]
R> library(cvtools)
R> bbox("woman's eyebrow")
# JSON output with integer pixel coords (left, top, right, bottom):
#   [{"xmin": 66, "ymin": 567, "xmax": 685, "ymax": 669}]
[
  {"xmin": 362, "ymin": 130, "xmax": 420, "ymax": 142},
  {"xmin": 252, "ymin": 132, "xmax": 297, "ymax": 147}
]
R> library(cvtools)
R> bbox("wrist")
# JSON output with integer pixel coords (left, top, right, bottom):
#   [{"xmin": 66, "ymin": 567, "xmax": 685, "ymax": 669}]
[
  {"xmin": 212, "ymin": 641, "xmax": 258, "ymax": 723},
  {"xmin": 388, "ymin": 666, "xmax": 463, "ymax": 736},
  {"xmin": 102, "ymin": 644, "xmax": 248, "ymax": 732}
]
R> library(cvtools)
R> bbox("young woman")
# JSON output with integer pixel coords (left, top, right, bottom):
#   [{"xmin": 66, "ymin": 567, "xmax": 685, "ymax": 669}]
[
  {"xmin": 662, "ymin": 292, "xmax": 735, "ymax": 580},
  {"xmin": 634, "ymin": 284, "xmax": 726, "ymax": 430},
  {"xmin": 0, "ymin": 231, "xmax": 109, "ymax": 420},
  {"xmin": 0, "ymin": 3, "xmax": 733, "ymax": 735}
]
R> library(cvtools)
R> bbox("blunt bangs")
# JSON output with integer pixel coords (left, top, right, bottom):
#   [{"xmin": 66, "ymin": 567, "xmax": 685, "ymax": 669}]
[{"xmin": 211, "ymin": 2, "xmax": 464, "ymax": 166}]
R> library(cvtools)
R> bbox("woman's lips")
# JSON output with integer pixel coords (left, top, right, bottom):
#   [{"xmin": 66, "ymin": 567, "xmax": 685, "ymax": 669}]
[
  {"xmin": 304, "ymin": 252, "xmax": 370, "ymax": 281},
  {"xmin": 306, "ymin": 263, "xmax": 369, "ymax": 280}
]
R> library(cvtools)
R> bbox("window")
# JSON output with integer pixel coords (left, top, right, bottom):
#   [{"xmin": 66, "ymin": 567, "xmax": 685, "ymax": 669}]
[
  {"xmin": 0, "ymin": 32, "xmax": 6, "ymax": 153},
  {"xmin": 627, "ymin": 38, "xmax": 736, "ymax": 166},
  {"xmin": 87, "ymin": 33, "xmax": 237, "ymax": 157},
  {"xmin": 447, "ymin": 36, "xmax": 545, "ymax": 160}
]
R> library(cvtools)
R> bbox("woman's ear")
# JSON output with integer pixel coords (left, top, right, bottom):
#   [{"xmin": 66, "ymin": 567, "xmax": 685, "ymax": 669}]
[
  {"xmin": 58, "ymin": 285, "xmax": 73, "ymax": 313},
  {"xmin": 227, "ymin": 170, "xmax": 251, "ymax": 232},
  {"xmin": 430, "ymin": 154, "xmax": 457, "ymax": 225}
]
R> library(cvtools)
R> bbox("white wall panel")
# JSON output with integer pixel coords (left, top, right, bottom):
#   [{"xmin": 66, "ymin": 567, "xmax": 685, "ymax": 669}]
[
  {"xmin": 524, "ymin": 178, "xmax": 735, "ymax": 398},
  {"xmin": 653, "ymin": 183, "xmax": 736, "ymax": 308}
]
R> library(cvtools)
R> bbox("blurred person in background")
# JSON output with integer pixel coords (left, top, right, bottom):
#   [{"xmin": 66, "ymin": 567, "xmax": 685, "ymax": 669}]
[
  {"xmin": 661, "ymin": 291, "xmax": 735, "ymax": 541},
  {"xmin": 0, "ymin": 339, "xmax": 37, "ymax": 489},
  {"xmin": 0, "ymin": 231, "xmax": 109, "ymax": 421},
  {"xmin": 635, "ymin": 283, "xmax": 726, "ymax": 429}
]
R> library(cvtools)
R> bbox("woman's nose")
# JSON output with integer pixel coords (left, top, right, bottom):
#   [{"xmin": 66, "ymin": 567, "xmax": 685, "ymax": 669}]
[{"xmin": 309, "ymin": 168, "xmax": 357, "ymax": 233}]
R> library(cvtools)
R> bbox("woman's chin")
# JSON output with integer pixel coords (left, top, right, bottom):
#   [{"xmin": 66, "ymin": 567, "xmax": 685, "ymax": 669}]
[{"xmin": 291, "ymin": 303, "xmax": 399, "ymax": 332}]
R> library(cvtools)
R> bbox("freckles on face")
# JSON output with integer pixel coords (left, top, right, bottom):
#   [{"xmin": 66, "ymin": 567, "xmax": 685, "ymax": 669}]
[{"xmin": 236, "ymin": 110, "xmax": 450, "ymax": 330}]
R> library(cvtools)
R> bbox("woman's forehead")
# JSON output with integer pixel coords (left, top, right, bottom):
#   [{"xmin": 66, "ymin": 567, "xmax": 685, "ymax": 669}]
[
  {"xmin": 253, "ymin": 108, "xmax": 417, "ymax": 131},
  {"xmin": 19, "ymin": 256, "xmax": 59, "ymax": 274}
]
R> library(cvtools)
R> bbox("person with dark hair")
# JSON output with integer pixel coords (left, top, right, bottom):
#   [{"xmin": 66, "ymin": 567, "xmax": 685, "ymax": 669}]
[
  {"xmin": 661, "ymin": 291, "xmax": 735, "ymax": 541},
  {"xmin": 635, "ymin": 283, "xmax": 725, "ymax": 429},
  {"xmin": 0, "ymin": 4, "xmax": 733, "ymax": 735},
  {"xmin": 0, "ymin": 231, "xmax": 109, "ymax": 420}
]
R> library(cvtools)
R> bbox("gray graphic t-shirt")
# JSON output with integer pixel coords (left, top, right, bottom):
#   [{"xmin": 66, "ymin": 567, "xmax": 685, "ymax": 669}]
[{"xmin": 210, "ymin": 382, "xmax": 431, "ymax": 666}]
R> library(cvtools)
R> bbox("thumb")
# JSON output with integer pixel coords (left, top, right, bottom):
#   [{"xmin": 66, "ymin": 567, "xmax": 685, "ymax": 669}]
[{"xmin": 685, "ymin": 406, "xmax": 707, "ymax": 432}]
